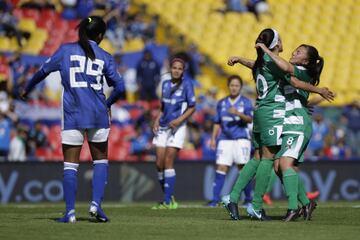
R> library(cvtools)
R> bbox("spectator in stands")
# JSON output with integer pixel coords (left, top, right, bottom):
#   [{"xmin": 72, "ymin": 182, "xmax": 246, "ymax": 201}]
[
  {"xmin": 0, "ymin": 111, "xmax": 12, "ymax": 161},
  {"xmin": 136, "ymin": 49, "xmax": 161, "ymax": 101},
  {"xmin": 216, "ymin": 0, "xmax": 247, "ymax": 13},
  {"xmin": 0, "ymin": 2, "xmax": 30, "ymax": 47},
  {"xmin": 129, "ymin": 124, "xmax": 151, "ymax": 160},
  {"xmin": 114, "ymin": 53, "xmax": 137, "ymax": 98},
  {"xmin": 0, "ymin": 54, "xmax": 12, "ymax": 92},
  {"xmin": 200, "ymin": 119, "xmax": 216, "ymax": 161},
  {"xmin": 342, "ymin": 100, "xmax": 360, "ymax": 156},
  {"xmin": 27, "ymin": 120, "xmax": 49, "ymax": 158},
  {"xmin": 202, "ymin": 87, "xmax": 218, "ymax": 120},
  {"xmin": 20, "ymin": 0, "xmax": 56, "ymax": 10},
  {"xmin": 329, "ymin": 136, "xmax": 352, "ymax": 160},
  {"xmin": 246, "ymin": 0, "xmax": 270, "ymax": 20},
  {"xmin": 307, "ymin": 111, "xmax": 329, "ymax": 159},
  {"xmin": 8, "ymin": 124, "xmax": 27, "ymax": 161}
]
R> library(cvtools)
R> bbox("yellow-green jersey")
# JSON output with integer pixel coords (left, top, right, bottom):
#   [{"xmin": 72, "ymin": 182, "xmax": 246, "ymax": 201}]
[{"xmin": 252, "ymin": 53, "xmax": 287, "ymax": 148}]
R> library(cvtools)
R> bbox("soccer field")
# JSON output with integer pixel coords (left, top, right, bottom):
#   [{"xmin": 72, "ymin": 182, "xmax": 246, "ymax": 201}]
[{"xmin": 1, "ymin": 202, "xmax": 359, "ymax": 240}]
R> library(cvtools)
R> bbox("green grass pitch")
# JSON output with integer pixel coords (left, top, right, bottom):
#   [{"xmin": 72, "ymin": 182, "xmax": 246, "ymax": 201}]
[{"xmin": 1, "ymin": 201, "xmax": 359, "ymax": 240}]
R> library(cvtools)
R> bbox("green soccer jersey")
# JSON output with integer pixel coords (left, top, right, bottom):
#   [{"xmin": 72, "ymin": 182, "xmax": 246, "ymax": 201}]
[
  {"xmin": 252, "ymin": 53, "xmax": 287, "ymax": 147},
  {"xmin": 275, "ymin": 65, "xmax": 315, "ymax": 162},
  {"xmin": 282, "ymin": 65, "xmax": 313, "ymax": 136}
]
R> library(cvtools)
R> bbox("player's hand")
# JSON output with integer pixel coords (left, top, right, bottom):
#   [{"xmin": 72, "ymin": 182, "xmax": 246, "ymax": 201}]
[
  {"xmin": 228, "ymin": 107, "xmax": 238, "ymax": 115},
  {"xmin": 152, "ymin": 121, "xmax": 160, "ymax": 134},
  {"xmin": 255, "ymin": 43, "xmax": 267, "ymax": 51},
  {"xmin": 227, "ymin": 56, "xmax": 240, "ymax": 66},
  {"xmin": 169, "ymin": 119, "xmax": 181, "ymax": 129},
  {"xmin": 319, "ymin": 87, "xmax": 335, "ymax": 102},
  {"xmin": 210, "ymin": 138, "xmax": 216, "ymax": 150}
]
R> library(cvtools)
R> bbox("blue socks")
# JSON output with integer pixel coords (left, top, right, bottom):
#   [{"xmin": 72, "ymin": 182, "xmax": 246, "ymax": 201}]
[
  {"xmin": 212, "ymin": 170, "xmax": 226, "ymax": 203},
  {"xmin": 163, "ymin": 169, "xmax": 176, "ymax": 204},
  {"xmin": 63, "ymin": 162, "xmax": 79, "ymax": 213},
  {"xmin": 158, "ymin": 171, "xmax": 165, "ymax": 192},
  {"xmin": 92, "ymin": 159, "xmax": 109, "ymax": 206}
]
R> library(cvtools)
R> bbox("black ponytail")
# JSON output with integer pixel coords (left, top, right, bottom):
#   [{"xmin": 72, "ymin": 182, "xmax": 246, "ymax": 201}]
[
  {"xmin": 77, "ymin": 16, "xmax": 106, "ymax": 60},
  {"xmin": 300, "ymin": 44, "xmax": 324, "ymax": 86},
  {"xmin": 252, "ymin": 28, "xmax": 276, "ymax": 80}
]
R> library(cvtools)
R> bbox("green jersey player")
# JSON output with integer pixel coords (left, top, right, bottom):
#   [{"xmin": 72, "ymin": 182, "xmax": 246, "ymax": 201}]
[
  {"xmin": 255, "ymin": 43, "xmax": 335, "ymax": 221},
  {"xmin": 222, "ymin": 29, "xmax": 334, "ymax": 221}
]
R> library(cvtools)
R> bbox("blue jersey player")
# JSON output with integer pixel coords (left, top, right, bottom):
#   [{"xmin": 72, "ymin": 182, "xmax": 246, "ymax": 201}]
[
  {"xmin": 22, "ymin": 16, "xmax": 125, "ymax": 223},
  {"xmin": 207, "ymin": 75, "xmax": 253, "ymax": 207},
  {"xmin": 152, "ymin": 58, "xmax": 196, "ymax": 209}
]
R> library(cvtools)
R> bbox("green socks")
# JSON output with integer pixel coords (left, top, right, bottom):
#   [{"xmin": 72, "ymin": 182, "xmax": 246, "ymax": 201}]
[
  {"xmin": 298, "ymin": 175, "xmax": 310, "ymax": 206},
  {"xmin": 229, "ymin": 158, "xmax": 260, "ymax": 203},
  {"xmin": 283, "ymin": 168, "xmax": 299, "ymax": 210},
  {"xmin": 252, "ymin": 159, "xmax": 274, "ymax": 210},
  {"xmin": 265, "ymin": 168, "xmax": 277, "ymax": 193}
]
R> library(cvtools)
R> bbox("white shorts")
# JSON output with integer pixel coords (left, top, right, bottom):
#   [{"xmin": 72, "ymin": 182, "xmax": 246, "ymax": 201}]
[
  {"xmin": 216, "ymin": 139, "xmax": 251, "ymax": 166},
  {"xmin": 61, "ymin": 128, "xmax": 110, "ymax": 146},
  {"xmin": 152, "ymin": 125, "xmax": 186, "ymax": 149}
]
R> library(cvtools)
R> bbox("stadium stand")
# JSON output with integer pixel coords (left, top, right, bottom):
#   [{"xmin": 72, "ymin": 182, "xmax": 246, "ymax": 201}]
[{"xmin": 134, "ymin": 0, "xmax": 360, "ymax": 106}]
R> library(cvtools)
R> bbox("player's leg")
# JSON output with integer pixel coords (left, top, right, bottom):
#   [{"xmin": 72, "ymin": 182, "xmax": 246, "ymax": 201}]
[
  {"xmin": 228, "ymin": 133, "xmax": 261, "ymax": 204},
  {"xmin": 235, "ymin": 139, "xmax": 253, "ymax": 207},
  {"xmin": 156, "ymin": 147, "xmax": 166, "ymax": 192},
  {"xmin": 208, "ymin": 164, "xmax": 228, "ymax": 207},
  {"xmin": 163, "ymin": 146, "xmax": 179, "ymax": 206},
  {"xmin": 247, "ymin": 145, "xmax": 277, "ymax": 221},
  {"xmin": 209, "ymin": 140, "xmax": 231, "ymax": 207},
  {"xmin": 263, "ymin": 168, "xmax": 277, "ymax": 205},
  {"xmin": 88, "ymin": 128, "xmax": 110, "ymax": 222},
  {"xmin": 222, "ymin": 146, "xmax": 260, "ymax": 220},
  {"xmin": 58, "ymin": 129, "xmax": 84, "ymax": 223},
  {"xmin": 152, "ymin": 128, "xmax": 168, "ymax": 194}
]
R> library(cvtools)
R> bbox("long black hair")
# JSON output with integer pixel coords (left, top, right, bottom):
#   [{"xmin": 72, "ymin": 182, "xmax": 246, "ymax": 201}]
[
  {"xmin": 252, "ymin": 28, "xmax": 276, "ymax": 80},
  {"xmin": 299, "ymin": 44, "xmax": 324, "ymax": 86},
  {"xmin": 77, "ymin": 16, "xmax": 106, "ymax": 60}
]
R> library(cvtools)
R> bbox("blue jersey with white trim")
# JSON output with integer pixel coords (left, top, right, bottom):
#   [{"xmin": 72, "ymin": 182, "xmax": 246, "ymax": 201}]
[
  {"xmin": 40, "ymin": 41, "xmax": 124, "ymax": 130},
  {"xmin": 214, "ymin": 95, "xmax": 253, "ymax": 140},
  {"xmin": 159, "ymin": 79, "xmax": 196, "ymax": 127}
]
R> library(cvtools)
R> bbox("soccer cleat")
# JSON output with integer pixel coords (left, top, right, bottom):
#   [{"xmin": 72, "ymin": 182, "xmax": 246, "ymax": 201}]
[
  {"xmin": 283, "ymin": 209, "xmax": 299, "ymax": 222},
  {"xmin": 241, "ymin": 201, "xmax": 252, "ymax": 209},
  {"xmin": 170, "ymin": 195, "xmax": 178, "ymax": 209},
  {"xmin": 303, "ymin": 200, "xmax": 317, "ymax": 221},
  {"xmin": 89, "ymin": 202, "xmax": 109, "ymax": 222},
  {"xmin": 151, "ymin": 202, "xmax": 171, "ymax": 210},
  {"xmin": 206, "ymin": 201, "xmax": 219, "ymax": 207},
  {"xmin": 221, "ymin": 195, "xmax": 241, "ymax": 220},
  {"xmin": 263, "ymin": 193, "xmax": 273, "ymax": 205},
  {"xmin": 306, "ymin": 191, "xmax": 320, "ymax": 200},
  {"xmin": 247, "ymin": 205, "xmax": 271, "ymax": 221},
  {"xmin": 57, "ymin": 209, "xmax": 76, "ymax": 223}
]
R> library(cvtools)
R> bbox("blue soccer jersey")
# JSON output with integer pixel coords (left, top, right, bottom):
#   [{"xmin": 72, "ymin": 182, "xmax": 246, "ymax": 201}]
[
  {"xmin": 159, "ymin": 79, "xmax": 196, "ymax": 128},
  {"xmin": 213, "ymin": 95, "xmax": 253, "ymax": 140},
  {"xmin": 25, "ymin": 41, "xmax": 125, "ymax": 130}
]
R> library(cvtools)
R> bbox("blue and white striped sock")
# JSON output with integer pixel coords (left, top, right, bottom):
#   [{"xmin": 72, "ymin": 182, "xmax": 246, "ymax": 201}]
[
  {"xmin": 63, "ymin": 162, "xmax": 79, "ymax": 213},
  {"xmin": 163, "ymin": 169, "xmax": 176, "ymax": 204}
]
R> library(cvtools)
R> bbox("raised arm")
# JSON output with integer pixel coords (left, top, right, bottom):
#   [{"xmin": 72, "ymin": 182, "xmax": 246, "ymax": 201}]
[
  {"xmin": 255, "ymin": 43, "xmax": 294, "ymax": 74},
  {"xmin": 228, "ymin": 56, "xmax": 255, "ymax": 69},
  {"xmin": 290, "ymin": 76, "xmax": 335, "ymax": 102}
]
